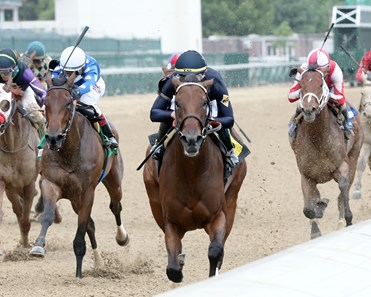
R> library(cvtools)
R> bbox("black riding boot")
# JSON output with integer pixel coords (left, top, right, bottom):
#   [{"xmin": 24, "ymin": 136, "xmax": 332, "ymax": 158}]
[
  {"xmin": 218, "ymin": 128, "xmax": 239, "ymax": 177},
  {"xmin": 101, "ymin": 123, "xmax": 118, "ymax": 149},
  {"xmin": 288, "ymin": 108, "xmax": 301, "ymax": 138},
  {"xmin": 151, "ymin": 122, "xmax": 172, "ymax": 160}
]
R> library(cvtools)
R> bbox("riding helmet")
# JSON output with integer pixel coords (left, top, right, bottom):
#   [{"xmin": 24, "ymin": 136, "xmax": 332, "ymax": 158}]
[
  {"xmin": 307, "ymin": 48, "xmax": 330, "ymax": 68},
  {"xmin": 26, "ymin": 41, "xmax": 46, "ymax": 60},
  {"xmin": 60, "ymin": 46, "xmax": 86, "ymax": 71},
  {"xmin": 174, "ymin": 50, "xmax": 207, "ymax": 75},
  {"xmin": 0, "ymin": 48, "xmax": 19, "ymax": 78}
]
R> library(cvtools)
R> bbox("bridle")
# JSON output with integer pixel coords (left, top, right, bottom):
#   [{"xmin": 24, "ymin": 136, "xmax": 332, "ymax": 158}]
[
  {"xmin": 45, "ymin": 85, "xmax": 76, "ymax": 145},
  {"xmin": 174, "ymin": 82, "xmax": 220, "ymax": 141},
  {"xmin": 299, "ymin": 69, "xmax": 330, "ymax": 113}
]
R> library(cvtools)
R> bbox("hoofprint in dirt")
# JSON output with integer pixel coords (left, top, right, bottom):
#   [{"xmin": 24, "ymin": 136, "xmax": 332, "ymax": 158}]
[{"xmin": 0, "ymin": 84, "xmax": 370, "ymax": 297}]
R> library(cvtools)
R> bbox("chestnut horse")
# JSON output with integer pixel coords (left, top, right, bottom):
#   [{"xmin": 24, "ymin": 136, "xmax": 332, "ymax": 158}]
[
  {"xmin": 29, "ymin": 75, "xmax": 129, "ymax": 278},
  {"xmin": 289, "ymin": 68, "xmax": 363, "ymax": 239},
  {"xmin": 143, "ymin": 75, "xmax": 247, "ymax": 283},
  {"xmin": 0, "ymin": 84, "xmax": 39, "ymax": 247},
  {"xmin": 352, "ymin": 84, "xmax": 371, "ymax": 200}
]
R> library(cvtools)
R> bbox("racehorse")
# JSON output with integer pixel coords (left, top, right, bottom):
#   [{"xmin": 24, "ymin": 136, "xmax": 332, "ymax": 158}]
[
  {"xmin": 143, "ymin": 75, "xmax": 247, "ymax": 283},
  {"xmin": 29, "ymin": 74, "xmax": 129, "ymax": 278},
  {"xmin": 0, "ymin": 84, "xmax": 40, "ymax": 247},
  {"xmin": 353, "ymin": 83, "xmax": 371, "ymax": 200},
  {"xmin": 289, "ymin": 67, "xmax": 363, "ymax": 239}
]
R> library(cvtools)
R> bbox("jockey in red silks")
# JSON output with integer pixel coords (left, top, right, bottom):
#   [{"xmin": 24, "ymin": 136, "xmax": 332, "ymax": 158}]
[
  {"xmin": 287, "ymin": 48, "xmax": 354, "ymax": 139},
  {"xmin": 356, "ymin": 50, "xmax": 371, "ymax": 84}
]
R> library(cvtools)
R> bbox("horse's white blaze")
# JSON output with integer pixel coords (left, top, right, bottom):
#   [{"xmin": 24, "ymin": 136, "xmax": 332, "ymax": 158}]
[
  {"xmin": 116, "ymin": 224, "xmax": 128, "ymax": 241},
  {"xmin": 93, "ymin": 248, "xmax": 104, "ymax": 269}
]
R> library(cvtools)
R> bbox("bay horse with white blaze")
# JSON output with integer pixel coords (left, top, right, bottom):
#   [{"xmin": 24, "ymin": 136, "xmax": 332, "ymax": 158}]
[
  {"xmin": 143, "ymin": 75, "xmax": 247, "ymax": 283},
  {"xmin": 29, "ymin": 74, "xmax": 129, "ymax": 278},
  {"xmin": 289, "ymin": 67, "xmax": 363, "ymax": 238},
  {"xmin": 0, "ymin": 84, "xmax": 39, "ymax": 247}
]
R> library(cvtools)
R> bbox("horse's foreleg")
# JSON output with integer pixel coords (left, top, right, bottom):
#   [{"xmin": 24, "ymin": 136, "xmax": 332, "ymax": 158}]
[
  {"xmin": 352, "ymin": 144, "xmax": 370, "ymax": 200},
  {"xmin": 206, "ymin": 211, "xmax": 226, "ymax": 277},
  {"xmin": 164, "ymin": 222, "xmax": 184, "ymax": 283},
  {"xmin": 18, "ymin": 183, "xmax": 35, "ymax": 247},
  {"xmin": 74, "ymin": 194, "xmax": 94, "ymax": 278},
  {"xmin": 338, "ymin": 174, "xmax": 353, "ymax": 227},
  {"xmin": 86, "ymin": 216, "xmax": 104, "ymax": 270},
  {"xmin": 30, "ymin": 180, "xmax": 60, "ymax": 257},
  {"xmin": 0, "ymin": 181, "xmax": 5, "ymax": 223},
  {"xmin": 301, "ymin": 177, "xmax": 326, "ymax": 219}
]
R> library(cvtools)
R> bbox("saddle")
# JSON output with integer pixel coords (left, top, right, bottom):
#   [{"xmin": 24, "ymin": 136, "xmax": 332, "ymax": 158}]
[{"xmin": 148, "ymin": 127, "xmax": 250, "ymax": 183}]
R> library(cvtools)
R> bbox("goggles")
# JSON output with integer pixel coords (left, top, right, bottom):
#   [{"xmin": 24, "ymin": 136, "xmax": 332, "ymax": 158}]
[{"xmin": 0, "ymin": 69, "xmax": 13, "ymax": 75}]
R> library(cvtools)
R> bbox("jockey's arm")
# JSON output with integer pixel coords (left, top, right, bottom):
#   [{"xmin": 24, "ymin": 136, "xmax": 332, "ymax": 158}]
[
  {"xmin": 288, "ymin": 72, "xmax": 302, "ymax": 103},
  {"xmin": 214, "ymin": 98, "xmax": 234, "ymax": 128},
  {"xmin": 23, "ymin": 68, "xmax": 46, "ymax": 105},
  {"xmin": 329, "ymin": 63, "xmax": 346, "ymax": 106},
  {"xmin": 150, "ymin": 95, "xmax": 173, "ymax": 123}
]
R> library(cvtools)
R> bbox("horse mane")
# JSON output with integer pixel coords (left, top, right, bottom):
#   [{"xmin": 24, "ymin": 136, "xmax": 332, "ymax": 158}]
[{"xmin": 307, "ymin": 64, "xmax": 319, "ymax": 71}]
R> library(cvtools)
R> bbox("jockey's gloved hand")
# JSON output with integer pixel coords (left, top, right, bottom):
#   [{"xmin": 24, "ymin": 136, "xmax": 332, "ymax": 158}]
[{"xmin": 71, "ymin": 88, "xmax": 80, "ymax": 100}]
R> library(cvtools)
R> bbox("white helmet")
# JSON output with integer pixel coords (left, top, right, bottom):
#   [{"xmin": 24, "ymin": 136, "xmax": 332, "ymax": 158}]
[{"xmin": 60, "ymin": 46, "xmax": 86, "ymax": 71}]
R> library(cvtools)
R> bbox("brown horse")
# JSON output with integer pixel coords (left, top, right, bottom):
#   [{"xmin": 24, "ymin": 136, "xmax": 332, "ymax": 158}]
[
  {"xmin": 29, "ymin": 75, "xmax": 129, "ymax": 278},
  {"xmin": 289, "ymin": 68, "xmax": 363, "ymax": 239},
  {"xmin": 353, "ymin": 84, "xmax": 371, "ymax": 200},
  {"xmin": 0, "ymin": 84, "xmax": 40, "ymax": 247},
  {"xmin": 143, "ymin": 75, "xmax": 247, "ymax": 283}
]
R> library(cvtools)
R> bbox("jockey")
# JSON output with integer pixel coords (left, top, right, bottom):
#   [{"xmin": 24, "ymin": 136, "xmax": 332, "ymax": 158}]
[
  {"xmin": 150, "ymin": 50, "xmax": 239, "ymax": 169},
  {"xmin": 356, "ymin": 50, "xmax": 371, "ymax": 84},
  {"xmin": 51, "ymin": 46, "xmax": 118, "ymax": 149},
  {"xmin": 19, "ymin": 41, "xmax": 52, "ymax": 90},
  {"xmin": 0, "ymin": 48, "xmax": 46, "ymax": 134},
  {"xmin": 288, "ymin": 48, "xmax": 354, "ymax": 139}
]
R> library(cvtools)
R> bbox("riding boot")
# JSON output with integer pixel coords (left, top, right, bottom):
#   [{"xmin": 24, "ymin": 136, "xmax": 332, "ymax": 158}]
[
  {"xmin": 288, "ymin": 108, "xmax": 301, "ymax": 138},
  {"xmin": 218, "ymin": 128, "xmax": 239, "ymax": 179},
  {"xmin": 99, "ymin": 115, "xmax": 118, "ymax": 149},
  {"xmin": 151, "ymin": 122, "xmax": 172, "ymax": 160},
  {"xmin": 341, "ymin": 105, "xmax": 354, "ymax": 140}
]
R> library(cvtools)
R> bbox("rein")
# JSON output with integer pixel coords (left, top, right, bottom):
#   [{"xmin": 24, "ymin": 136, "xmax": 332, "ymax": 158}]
[
  {"xmin": 46, "ymin": 86, "xmax": 76, "ymax": 144},
  {"xmin": 299, "ymin": 69, "xmax": 330, "ymax": 112}
]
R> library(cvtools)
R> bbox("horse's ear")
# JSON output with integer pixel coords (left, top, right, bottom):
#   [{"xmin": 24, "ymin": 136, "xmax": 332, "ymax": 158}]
[
  {"xmin": 289, "ymin": 67, "xmax": 298, "ymax": 77},
  {"xmin": 67, "ymin": 72, "xmax": 76, "ymax": 87},
  {"xmin": 171, "ymin": 76, "xmax": 181, "ymax": 89},
  {"xmin": 45, "ymin": 73, "xmax": 53, "ymax": 88},
  {"xmin": 202, "ymin": 78, "xmax": 214, "ymax": 91}
]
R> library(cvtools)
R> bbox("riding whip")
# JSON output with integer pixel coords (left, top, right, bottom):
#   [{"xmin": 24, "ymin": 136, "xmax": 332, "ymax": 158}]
[
  {"xmin": 339, "ymin": 44, "xmax": 362, "ymax": 68},
  {"xmin": 234, "ymin": 120, "xmax": 251, "ymax": 143},
  {"xmin": 320, "ymin": 23, "xmax": 334, "ymax": 52},
  {"xmin": 136, "ymin": 126, "xmax": 175, "ymax": 171}
]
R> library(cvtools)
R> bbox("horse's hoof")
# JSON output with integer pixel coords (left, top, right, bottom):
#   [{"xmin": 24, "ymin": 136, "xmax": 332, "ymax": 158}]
[
  {"xmin": 352, "ymin": 191, "xmax": 362, "ymax": 200},
  {"xmin": 166, "ymin": 267, "xmax": 183, "ymax": 283},
  {"xmin": 30, "ymin": 246, "xmax": 45, "ymax": 257},
  {"xmin": 337, "ymin": 219, "xmax": 346, "ymax": 229},
  {"xmin": 116, "ymin": 234, "xmax": 129, "ymax": 246}
]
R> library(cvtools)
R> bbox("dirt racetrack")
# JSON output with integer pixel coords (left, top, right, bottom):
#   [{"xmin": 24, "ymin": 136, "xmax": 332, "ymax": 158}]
[{"xmin": 1, "ymin": 83, "xmax": 371, "ymax": 297}]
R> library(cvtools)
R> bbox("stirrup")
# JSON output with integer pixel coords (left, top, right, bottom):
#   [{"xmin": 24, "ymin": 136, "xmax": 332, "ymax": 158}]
[
  {"xmin": 151, "ymin": 144, "xmax": 163, "ymax": 161},
  {"xmin": 107, "ymin": 137, "xmax": 118, "ymax": 149}
]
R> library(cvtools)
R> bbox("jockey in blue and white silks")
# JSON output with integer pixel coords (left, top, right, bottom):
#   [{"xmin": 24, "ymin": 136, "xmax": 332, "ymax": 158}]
[{"xmin": 51, "ymin": 46, "xmax": 118, "ymax": 149}]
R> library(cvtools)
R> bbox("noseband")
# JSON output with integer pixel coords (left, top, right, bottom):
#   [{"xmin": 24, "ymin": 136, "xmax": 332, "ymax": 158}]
[
  {"xmin": 46, "ymin": 86, "xmax": 76, "ymax": 143},
  {"xmin": 299, "ymin": 69, "xmax": 329, "ymax": 112}
]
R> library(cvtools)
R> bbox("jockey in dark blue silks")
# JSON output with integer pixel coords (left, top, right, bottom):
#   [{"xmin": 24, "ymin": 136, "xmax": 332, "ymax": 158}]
[
  {"xmin": 51, "ymin": 46, "xmax": 118, "ymax": 148},
  {"xmin": 150, "ymin": 50, "xmax": 239, "ymax": 169},
  {"xmin": 0, "ymin": 48, "xmax": 46, "ymax": 134}
]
